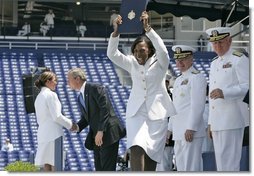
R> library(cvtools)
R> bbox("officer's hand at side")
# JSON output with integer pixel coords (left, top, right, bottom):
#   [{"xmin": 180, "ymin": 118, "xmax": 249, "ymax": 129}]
[
  {"xmin": 185, "ymin": 129, "xmax": 195, "ymax": 142},
  {"xmin": 210, "ymin": 88, "xmax": 224, "ymax": 99}
]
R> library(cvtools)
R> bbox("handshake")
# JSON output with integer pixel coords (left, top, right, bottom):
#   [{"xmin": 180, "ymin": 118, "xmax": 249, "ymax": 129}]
[{"xmin": 70, "ymin": 122, "xmax": 79, "ymax": 132}]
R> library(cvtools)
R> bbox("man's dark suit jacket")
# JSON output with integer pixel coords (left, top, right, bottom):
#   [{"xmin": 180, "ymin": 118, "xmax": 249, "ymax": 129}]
[{"xmin": 77, "ymin": 82, "xmax": 126, "ymax": 150}]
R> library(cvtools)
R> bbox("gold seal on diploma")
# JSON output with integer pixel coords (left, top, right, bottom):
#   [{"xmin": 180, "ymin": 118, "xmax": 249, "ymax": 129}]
[
  {"xmin": 128, "ymin": 10, "xmax": 135, "ymax": 20},
  {"xmin": 118, "ymin": 0, "xmax": 148, "ymax": 34}
]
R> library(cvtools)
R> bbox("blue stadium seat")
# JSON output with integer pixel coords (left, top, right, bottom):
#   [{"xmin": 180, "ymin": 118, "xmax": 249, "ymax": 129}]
[
  {"xmin": 0, "ymin": 151, "xmax": 8, "ymax": 170},
  {"xmin": 7, "ymin": 151, "xmax": 19, "ymax": 163},
  {"xmin": 0, "ymin": 151, "xmax": 7, "ymax": 159},
  {"xmin": 19, "ymin": 150, "xmax": 31, "ymax": 162}
]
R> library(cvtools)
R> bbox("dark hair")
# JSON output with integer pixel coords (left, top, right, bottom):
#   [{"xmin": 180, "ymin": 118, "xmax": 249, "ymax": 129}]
[
  {"xmin": 131, "ymin": 35, "xmax": 155, "ymax": 58},
  {"xmin": 34, "ymin": 71, "xmax": 56, "ymax": 89}
]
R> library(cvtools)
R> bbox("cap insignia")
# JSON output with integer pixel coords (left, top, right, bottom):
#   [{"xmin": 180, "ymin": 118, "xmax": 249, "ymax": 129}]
[
  {"xmin": 175, "ymin": 47, "xmax": 182, "ymax": 54},
  {"xmin": 212, "ymin": 30, "xmax": 218, "ymax": 37}
]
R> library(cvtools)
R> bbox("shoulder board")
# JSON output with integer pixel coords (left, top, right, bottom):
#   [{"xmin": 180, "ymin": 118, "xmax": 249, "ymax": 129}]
[
  {"xmin": 176, "ymin": 74, "xmax": 182, "ymax": 78},
  {"xmin": 191, "ymin": 70, "xmax": 200, "ymax": 74},
  {"xmin": 233, "ymin": 51, "xmax": 243, "ymax": 57},
  {"xmin": 212, "ymin": 56, "xmax": 218, "ymax": 62}
]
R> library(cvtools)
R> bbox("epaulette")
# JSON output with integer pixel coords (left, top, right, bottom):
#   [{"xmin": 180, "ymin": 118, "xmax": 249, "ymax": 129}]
[
  {"xmin": 212, "ymin": 56, "xmax": 218, "ymax": 62},
  {"xmin": 191, "ymin": 70, "xmax": 200, "ymax": 74},
  {"xmin": 233, "ymin": 51, "xmax": 243, "ymax": 57}
]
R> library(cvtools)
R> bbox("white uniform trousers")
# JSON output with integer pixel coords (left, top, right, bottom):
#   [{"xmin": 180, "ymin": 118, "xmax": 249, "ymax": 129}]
[
  {"xmin": 212, "ymin": 128, "xmax": 244, "ymax": 171},
  {"xmin": 174, "ymin": 137, "xmax": 203, "ymax": 171},
  {"xmin": 156, "ymin": 146, "xmax": 174, "ymax": 171}
]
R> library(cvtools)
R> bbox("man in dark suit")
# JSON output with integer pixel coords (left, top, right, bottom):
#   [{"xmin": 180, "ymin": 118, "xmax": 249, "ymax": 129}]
[{"xmin": 67, "ymin": 68, "xmax": 126, "ymax": 171}]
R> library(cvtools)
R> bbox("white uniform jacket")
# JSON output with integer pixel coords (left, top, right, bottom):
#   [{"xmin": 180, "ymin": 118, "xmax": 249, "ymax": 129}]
[
  {"xmin": 44, "ymin": 13, "xmax": 55, "ymax": 25},
  {"xmin": 107, "ymin": 29, "xmax": 176, "ymax": 120},
  {"xmin": 208, "ymin": 49, "xmax": 249, "ymax": 131},
  {"xmin": 1, "ymin": 143, "xmax": 14, "ymax": 152},
  {"xmin": 168, "ymin": 66, "xmax": 207, "ymax": 140},
  {"xmin": 22, "ymin": 24, "xmax": 31, "ymax": 34},
  {"xmin": 34, "ymin": 87, "xmax": 72, "ymax": 143},
  {"xmin": 78, "ymin": 25, "xmax": 87, "ymax": 32},
  {"xmin": 40, "ymin": 23, "xmax": 49, "ymax": 31}
]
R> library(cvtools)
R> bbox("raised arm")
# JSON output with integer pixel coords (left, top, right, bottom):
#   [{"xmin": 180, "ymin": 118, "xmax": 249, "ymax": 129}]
[
  {"xmin": 107, "ymin": 15, "xmax": 132, "ymax": 72},
  {"xmin": 142, "ymin": 11, "xmax": 169, "ymax": 68}
]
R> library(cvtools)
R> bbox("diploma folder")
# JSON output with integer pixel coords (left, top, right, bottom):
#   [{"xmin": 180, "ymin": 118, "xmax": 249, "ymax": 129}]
[{"xmin": 118, "ymin": 0, "xmax": 149, "ymax": 34}]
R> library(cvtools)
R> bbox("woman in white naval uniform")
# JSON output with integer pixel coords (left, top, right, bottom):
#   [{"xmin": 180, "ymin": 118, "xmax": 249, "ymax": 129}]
[
  {"xmin": 107, "ymin": 11, "xmax": 176, "ymax": 171},
  {"xmin": 205, "ymin": 27, "xmax": 249, "ymax": 171},
  {"xmin": 34, "ymin": 71, "xmax": 74, "ymax": 171},
  {"xmin": 168, "ymin": 45, "xmax": 207, "ymax": 171}
]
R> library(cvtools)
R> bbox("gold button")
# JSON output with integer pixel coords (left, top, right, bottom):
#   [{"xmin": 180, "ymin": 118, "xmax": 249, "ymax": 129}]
[
  {"xmin": 214, "ymin": 81, "xmax": 216, "ymax": 84},
  {"xmin": 144, "ymin": 88, "xmax": 146, "ymax": 90},
  {"xmin": 212, "ymin": 106, "xmax": 215, "ymax": 109},
  {"xmin": 141, "ymin": 71, "xmax": 144, "ymax": 74}
]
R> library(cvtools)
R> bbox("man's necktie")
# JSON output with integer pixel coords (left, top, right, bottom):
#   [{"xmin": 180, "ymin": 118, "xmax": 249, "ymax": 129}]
[{"xmin": 78, "ymin": 93, "xmax": 86, "ymax": 111}]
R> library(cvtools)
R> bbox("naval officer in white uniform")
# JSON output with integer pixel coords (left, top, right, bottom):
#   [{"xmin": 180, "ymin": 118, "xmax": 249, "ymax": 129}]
[
  {"xmin": 34, "ymin": 71, "xmax": 74, "ymax": 171},
  {"xmin": 168, "ymin": 45, "xmax": 207, "ymax": 171},
  {"xmin": 107, "ymin": 11, "xmax": 176, "ymax": 171},
  {"xmin": 205, "ymin": 27, "xmax": 249, "ymax": 171}
]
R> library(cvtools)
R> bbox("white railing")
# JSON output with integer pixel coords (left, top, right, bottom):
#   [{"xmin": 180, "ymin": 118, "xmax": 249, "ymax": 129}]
[
  {"xmin": 0, "ymin": 37, "xmax": 109, "ymax": 50},
  {"xmin": 0, "ymin": 35, "xmax": 249, "ymax": 53}
]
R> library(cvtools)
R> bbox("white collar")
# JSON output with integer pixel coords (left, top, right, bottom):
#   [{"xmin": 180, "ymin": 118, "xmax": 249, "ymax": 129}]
[
  {"xmin": 182, "ymin": 66, "xmax": 194, "ymax": 76},
  {"xmin": 41, "ymin": 86, "xmax": 50, "ymax": 91},
  {"xmin": 79, "ymin": 81, "xmax": 86, "ymax": 97}
]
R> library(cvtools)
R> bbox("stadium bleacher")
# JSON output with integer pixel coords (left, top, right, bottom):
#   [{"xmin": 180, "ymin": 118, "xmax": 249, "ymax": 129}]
[{"xmin": 0, "ymin": 50, "xmax": 130, "ymax": 171}]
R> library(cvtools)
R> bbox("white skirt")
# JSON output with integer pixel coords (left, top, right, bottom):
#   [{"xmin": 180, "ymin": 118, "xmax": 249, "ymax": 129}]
[
  {"xmin": 126, "ymin": 103, "xmax": 168, "ymax": 162},
  {"xmin": 35, "ymin": 141, "xmax": 55, "ymax": 166}
]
